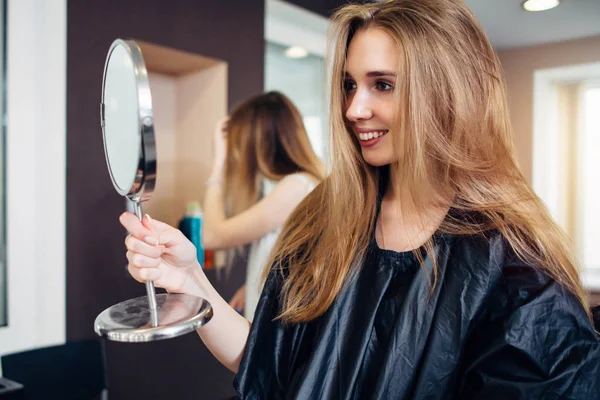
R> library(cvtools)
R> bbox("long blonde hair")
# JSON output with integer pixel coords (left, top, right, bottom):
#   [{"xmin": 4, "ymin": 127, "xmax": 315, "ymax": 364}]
[
  {"xmin": 223, "ymin": 91, "xmax": 324, "ymax": 218},
  {"xmin": 267, "ymin": 0, "xmax": 589, "ymax": 323}
]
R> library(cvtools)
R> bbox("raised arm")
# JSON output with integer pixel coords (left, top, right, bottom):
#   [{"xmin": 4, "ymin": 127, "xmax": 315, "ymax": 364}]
[{"xmin": 202, "ymin": 173, "xmax": 315, "ymax": 250}]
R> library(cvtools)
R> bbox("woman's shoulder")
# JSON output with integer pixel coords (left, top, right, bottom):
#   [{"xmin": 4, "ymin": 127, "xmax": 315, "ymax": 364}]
[
  {"xmin": 266, "ymin": 172, "xmax": 320, "ymax": 198},
  {"xmin": 448, "ymin": 230, "xmax": 597, "ymax": 342},
  {"xmin": 281, "ymin": 172, "xmax": 320, "ymax": 188},
  {"xmin": 261, "ymin": 172, "xmax": 319, "ymax": 197},
  {"xmin": 448, "ymin": 228, "xmax": 584, "ymax": 318},
  {"xmin": 441, "ymin": 228, "xmax": 546, "ymax": 298}
]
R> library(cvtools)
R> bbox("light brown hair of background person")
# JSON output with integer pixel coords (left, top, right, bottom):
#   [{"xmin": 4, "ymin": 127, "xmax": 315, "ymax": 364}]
[{"xmin": 224, "ymin": 91, "xmax": 325, "ymax": 220}]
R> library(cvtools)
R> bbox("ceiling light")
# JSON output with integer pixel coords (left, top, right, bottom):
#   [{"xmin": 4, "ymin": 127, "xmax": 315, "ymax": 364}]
[
  {"xmin": 522, "ymin": 0, "xmax": 560, "ymax": 12},
  {"xmin": 285, "ymin": 46, "xmax": 308, "ymax": 59}
]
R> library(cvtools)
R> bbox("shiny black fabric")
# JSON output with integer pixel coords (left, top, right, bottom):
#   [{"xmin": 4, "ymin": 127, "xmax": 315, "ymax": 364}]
[{"xmin": 234, "ymin": 232, "xmax": 600, "ymax": 399}]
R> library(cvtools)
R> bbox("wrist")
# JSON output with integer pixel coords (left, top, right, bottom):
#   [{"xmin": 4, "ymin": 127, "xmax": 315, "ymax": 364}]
[
  {"xmin": 209, "ymin": 169, "xmax": 224, "ymax": 182},
  {"xmin": 205, "ymin": 176, "xmax": 223, "ymax": 187},
  {"xmin": 181, "ymin": 263, "xmax": 214, "ymax": 300},
  {"xmin": 211, "ymin": 159, "xmax": 225, "ymax": 176}
]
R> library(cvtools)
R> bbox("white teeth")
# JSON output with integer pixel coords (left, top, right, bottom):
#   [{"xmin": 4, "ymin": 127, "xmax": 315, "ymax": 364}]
[{"xmin": 358, "ymin": 131, "xmax": 387, "ymax": 141}]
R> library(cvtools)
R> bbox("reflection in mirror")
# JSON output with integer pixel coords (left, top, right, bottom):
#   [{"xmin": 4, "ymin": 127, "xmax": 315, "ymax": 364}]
[{"xmin": 102, "ymin": 43, "xmax": 141, "ymax": 195}]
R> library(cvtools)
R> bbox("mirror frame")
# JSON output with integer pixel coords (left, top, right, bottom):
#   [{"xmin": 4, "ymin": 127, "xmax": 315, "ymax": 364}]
[{"xmin": 100, "ymin": 38, "xmax": 156, "ymax": 201}]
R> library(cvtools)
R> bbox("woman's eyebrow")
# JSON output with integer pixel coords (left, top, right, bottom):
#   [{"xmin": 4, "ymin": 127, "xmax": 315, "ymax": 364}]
[
  {"xmin": 344, "ymin": 71, "xmax": 397, "ymax": 79},
  {"xmin": 344, "ymin": 71, "xmax": 396, "ymax": 79},
  {"xmin": 366, "ymin": 70, "xmax": 396, "ymax": 78}
]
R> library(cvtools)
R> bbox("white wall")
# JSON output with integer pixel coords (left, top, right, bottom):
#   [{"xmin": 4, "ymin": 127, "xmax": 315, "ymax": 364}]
[
  {"xmin": 265, "ymin": 0, "xmax": 328, "ymax": 58},
  {"xmin": 0, "ymin": 0, "xmax": 66, "ymax": 359},
  {"xmin": 264, "ymin": 0, "xmax": 330, "ymax": 162}
]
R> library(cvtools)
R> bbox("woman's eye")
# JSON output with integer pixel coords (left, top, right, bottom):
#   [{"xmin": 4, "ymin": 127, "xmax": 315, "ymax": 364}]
[
  {"xmin": 344, "ymin": 80, "xmax": 357, "ymax": 92},
  {"xmin": 376, "ymin": 81, "xmax": 393, "ymax": 92}
]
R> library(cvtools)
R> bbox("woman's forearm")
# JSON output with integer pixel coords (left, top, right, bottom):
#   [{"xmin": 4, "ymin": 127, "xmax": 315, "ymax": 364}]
[
  {"xmin": 202, "ymin": 166, "xmax": 227, "ymax": 249},
  {"xmin": 183, "ymin": 265, "xmax": 250, "ymax": 373}
]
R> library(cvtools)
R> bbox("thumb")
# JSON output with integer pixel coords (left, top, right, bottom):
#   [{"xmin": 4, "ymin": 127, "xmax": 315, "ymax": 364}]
[{"xmin": 142, "ymin": 214, "xmax": 185, "ymax": 247}]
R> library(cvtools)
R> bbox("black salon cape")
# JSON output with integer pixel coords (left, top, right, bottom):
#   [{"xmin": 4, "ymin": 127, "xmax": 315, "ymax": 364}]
[{"xmin": 234, "ymin": 230, "xmax": 600, "ymax": 399}]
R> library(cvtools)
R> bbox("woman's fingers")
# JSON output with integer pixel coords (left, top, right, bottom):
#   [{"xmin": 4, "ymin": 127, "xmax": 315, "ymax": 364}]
[
  {"xmin": 119, "ymin": 212, "xmax": 153, "ymax": 240},
  {"xmin": 229, "ymin": 296, "xmax": 242, "ymax": 310},
  {"xmin": 229, "ymin": 286, "xmax": 246, "ymax": 312},
  {"xmin": 126, "ymin": 251, "xmax": 161, "ymax": 268},
  {"xmin": 141, "ymin": 214, "xmax": 186, "ymax": 247},
  {"xmin": 121, "ymin": 213, "xmax": 180, "ymax": 286},
  {"xmin": 219, "ymin": 116, "xmax": 230, "ymax": 135},
  {"xmin": 126, "ymin": 249, "xmax": 161, "ymax": 282},
  {"xmin": 119, "ymin": 212, "xmax": 187, "ymax": 255},
  {"xmin": 127, "ymin": 263, "xmax": 161, "ymax": 282},
  {"xmin": 125, "ymin": 235, "xmax": 163, "ymax": 258},
  {"xmin": 122, "ymin": 212, "xmax": 186, "ymax": 250}
]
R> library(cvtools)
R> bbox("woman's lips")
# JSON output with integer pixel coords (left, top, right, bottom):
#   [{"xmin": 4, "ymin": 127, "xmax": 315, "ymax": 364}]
[{"xmin": 357, "ymin": 130, "xmax": 388, "ymax": 147}]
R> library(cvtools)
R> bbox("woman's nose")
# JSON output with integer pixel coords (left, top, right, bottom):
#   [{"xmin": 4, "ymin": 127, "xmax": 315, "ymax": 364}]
[{"xmin": 345, "ymin": 91, "xmax": 373, "ymax": 122}]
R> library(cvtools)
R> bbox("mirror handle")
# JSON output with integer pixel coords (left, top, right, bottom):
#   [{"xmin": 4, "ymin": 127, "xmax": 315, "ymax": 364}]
[{"xmin": 132, "ymin": 200, "xmax": 159, "ymax": 327}]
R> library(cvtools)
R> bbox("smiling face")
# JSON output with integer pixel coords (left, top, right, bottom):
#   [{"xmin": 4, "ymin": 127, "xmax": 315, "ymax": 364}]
[{"xmin": 344, "ymin": 27, "xmax": 399, "ymax": 167}]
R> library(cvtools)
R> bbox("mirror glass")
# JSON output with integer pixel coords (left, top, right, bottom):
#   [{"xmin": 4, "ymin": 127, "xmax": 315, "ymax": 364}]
[{"xmin": 103, "ymin": 43, "xmax": 141, "ymax": 195}]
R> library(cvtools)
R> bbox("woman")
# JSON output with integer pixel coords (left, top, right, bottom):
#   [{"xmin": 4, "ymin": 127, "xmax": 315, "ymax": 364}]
[
  {"xmin": 121, "ymin": 0, "xmax": 600, "ymax": 398},
  {"xmin": 203, "ymin": 91, "xmax": 324, "ymax": 320}
]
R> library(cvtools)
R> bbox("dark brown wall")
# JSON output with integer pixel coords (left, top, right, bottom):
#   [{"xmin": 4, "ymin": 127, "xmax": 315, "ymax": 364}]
[
  {"xmin": 67, "ymin": 0, "xmax": 263, "ymax": 398},
  {"xmin": 591, "ymin": 292, "xmax": 600, "ymax": 306},
  {"xmin": 286, "ymin": 0, "xmax": 368, "ymax": 17}
]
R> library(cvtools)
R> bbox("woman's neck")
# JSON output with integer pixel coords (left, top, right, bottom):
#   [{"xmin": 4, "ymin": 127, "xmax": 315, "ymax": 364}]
[{"xmin": 377, "ymin": 169, "xmax": 448, "ymax": 252}]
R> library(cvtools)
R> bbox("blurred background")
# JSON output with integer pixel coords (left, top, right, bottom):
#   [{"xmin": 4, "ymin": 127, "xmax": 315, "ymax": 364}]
[{"xmin": 0, "ymin": 0, "xmax": 598, "ymax": 398}]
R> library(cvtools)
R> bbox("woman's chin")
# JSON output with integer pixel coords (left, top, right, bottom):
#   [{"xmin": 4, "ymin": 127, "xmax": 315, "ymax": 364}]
[{"xmin": 361, "ymin": 150, "xmax": 393, "ymax": 167}]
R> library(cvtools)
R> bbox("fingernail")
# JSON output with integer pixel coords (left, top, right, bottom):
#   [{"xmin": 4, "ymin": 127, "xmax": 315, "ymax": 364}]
[
  {"xmin": 146, "ymin": 214, "xmax": 153, "ymax": 222},
  {"xmin": 144, "ymin": 236, "xmax": 159, "ymax": 246}
]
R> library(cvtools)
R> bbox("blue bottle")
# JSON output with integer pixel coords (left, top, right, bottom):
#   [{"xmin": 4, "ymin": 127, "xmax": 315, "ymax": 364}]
[{"xmin": 178, "ymin": 201, "xmax": 204, "ymax": 267}]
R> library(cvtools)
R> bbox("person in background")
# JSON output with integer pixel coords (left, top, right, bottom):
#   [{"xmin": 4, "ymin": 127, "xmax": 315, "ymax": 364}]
[
  {"xmin": 120, "ymin": 0, "xmax": 600, "ymax": 398},
  {"xmin": 202, "ymin": 91, "xmax": 324, "ymax": 321}
]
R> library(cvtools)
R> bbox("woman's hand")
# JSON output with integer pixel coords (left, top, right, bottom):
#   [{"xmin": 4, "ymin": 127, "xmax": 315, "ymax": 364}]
[
  {"xmin": 229, "ymin": 284, "xmax": 246, "ymax": 314},
  {"xmin": 120, "ymin": 212, "xmax": 202, "ymax": 295},
  {"xmin": 212, "ymin": 116, "xmax": 229, "ymax": 172},
  {"xmin": 121, "ymin": 212, "xmax": 253, "ymax": 374}
]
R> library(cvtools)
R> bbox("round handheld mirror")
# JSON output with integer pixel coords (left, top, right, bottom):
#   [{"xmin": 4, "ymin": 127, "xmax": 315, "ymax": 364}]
[{"xmin": 95, "ymin": 39, "xmax": 212, "ymax": 342}]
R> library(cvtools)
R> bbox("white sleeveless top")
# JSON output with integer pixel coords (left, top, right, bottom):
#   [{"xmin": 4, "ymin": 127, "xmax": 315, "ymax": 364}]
[{"xmin": 244, "ymin": 173, "xmax": 317, "ymax": 321}]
